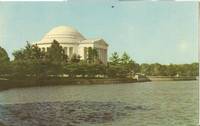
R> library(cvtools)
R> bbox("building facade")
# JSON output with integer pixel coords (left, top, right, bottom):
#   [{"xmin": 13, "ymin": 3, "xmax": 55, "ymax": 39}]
[{"xmin": 34, "ymin": 26, "xmax": 108, "ymax": 64}]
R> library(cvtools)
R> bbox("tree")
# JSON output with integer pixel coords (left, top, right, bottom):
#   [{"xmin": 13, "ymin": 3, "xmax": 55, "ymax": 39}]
[
  {"xmin": 120, "ymin": 52, "xmax": 131, "ymax": 64},
  {"xmin": 160, "ymin": 65, "xmax": 168, "ymax": 76},
  {"xmin": 13, "ymin": 50, "xmax": 25, "ymax": 61},
  {"xmin": 107, "ymin": 64, "xmax": 130, "ymax": 78},
  {"xmin": 12, "ymin": 42, "xmax": 47, "ymax": 78},
  {"xmin": 70, "ymin": 54, "xmax": 81, "ymax": 63},
  {"xmin": 128, "ymin": 61, "xmax": 140, "ymax": 75},
  {"xmin": 166, "ymin": 64, "xmax": 177, "ymax": 76},
  {"xmin": 190, "ymin": 63, "xmax": 199, "ymax": 76},
  {"xmin": 12, "ymin": 48, "xmax": 27, "ymax": 77},
  {"xmin": 46, "ymin": 40, "xmax": 68, "ymax": 64},
  {"xmin": 140, "ymin": 63, "xmax": 151, "ymax": 75},
  {"xmin": 45, "ymin": 40, "xmax": 68, "ymax": 76},
  {"xmin": 64, "ymin": 63, "xmax": 80, "ymax": 78},
  {"xmin": 29, "ymin": 44, "xmax": 47, "ymax": 78},
  {"xmin": 0, "ymin": 47, "xmax": 9, "ymax": 63},
  {"xmin": 109, "ymin": 52, "xmax": 120, "ymax": 65},
  {"xmin": 120, "ymin": 52, "xmax": 139, "ymax": 77},
  {"xmin": 151, "ymin": 63, "xmax": 162, "ymax": 76},
  {"xmin": 0, "ymin": 47, "xmax": 10, "ymax": 75},
  {"xmin": 107, "ymin": 65, "xmax": 121, "ymax": 78},
  {"xmin": 108, "ymin": 52, "xmax": 139, "ymax": 78}
]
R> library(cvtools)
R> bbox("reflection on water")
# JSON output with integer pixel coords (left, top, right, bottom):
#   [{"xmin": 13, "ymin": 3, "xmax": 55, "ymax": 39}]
[{"xmin": 0, "ymin": 81, "xmax": 198, "ymax": 126}]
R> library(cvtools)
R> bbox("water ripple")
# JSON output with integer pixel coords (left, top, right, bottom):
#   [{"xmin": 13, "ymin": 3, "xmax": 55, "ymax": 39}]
[{"xmin": 0, "ymin": 101, "xmax": 152, "ymax": 126}]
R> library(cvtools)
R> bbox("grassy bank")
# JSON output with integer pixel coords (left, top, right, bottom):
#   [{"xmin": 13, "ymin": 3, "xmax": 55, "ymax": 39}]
[
  {"xmin": 0, "ymin": 78, "xmax": 137, "ymax": 91},
  {"xmin": 0, "ymin": 76, "xmax": 197, "ymax": 91}
]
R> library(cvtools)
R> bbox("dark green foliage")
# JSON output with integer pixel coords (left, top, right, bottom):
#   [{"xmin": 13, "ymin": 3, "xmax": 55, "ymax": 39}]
[
  {"xmin": 0, "ymin": 47, "xmax": 10, "ymax": 75},
  {"xmin": 109, "ymin": 52, "xmax": 120, "ymax": 65},
  {"xmin": 46, "ymin": 40, "xmax": 68, "ymax": 64},
  {"xmin": 107, "ymin": 65, "xmax": 126, "ymax": 78},
  {"xmin": 12, "ymin": 42, "xmax": 47, "ymax": 78},
  {"xmin": 45, "ymin": 40, "xmax": 68, "ymax": 76},
  {"xmin": 63, "ymin": 63, "xmax": 106, "ymax": 78},
  {"xmin": 140, "ymin": 63, "xmax": 151, "ymax": 75},
  {"xmin": 0, "ymin": 47, "xmax": 9, "ymax": 62},
  {"xmin": 12, "ymin": 40, "xmax": 68, "ymax": 78},
  {"xmin": 120, "ymin": 52, "xmax": 131, "ymax": 64},
  {"xmin": 107, "ymin": 52, "xmax": 140, "ymax": 78},
  {"xmin": 70, "ymin": 54, "xmax": 81, "ymax": 63},
  {"xmin": 139, "ymin": 63, "xmax": 199, "ymax": 76}
]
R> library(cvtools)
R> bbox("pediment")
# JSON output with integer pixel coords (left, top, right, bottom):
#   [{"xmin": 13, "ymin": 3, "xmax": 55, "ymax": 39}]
[{"xmin": 94, "ymin": 39, "xmax": 109, "ymax": 47}]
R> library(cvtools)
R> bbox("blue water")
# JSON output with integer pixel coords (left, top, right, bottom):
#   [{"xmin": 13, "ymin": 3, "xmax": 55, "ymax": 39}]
[{"xmin": 0, "ymin": 81, "xmax": 198, "ymax": 126}]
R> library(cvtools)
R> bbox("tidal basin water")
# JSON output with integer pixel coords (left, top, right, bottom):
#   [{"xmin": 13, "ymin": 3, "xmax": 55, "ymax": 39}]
[{"xmin": 0, "ymin": 81, "xmax": 198, "ymax": 126}]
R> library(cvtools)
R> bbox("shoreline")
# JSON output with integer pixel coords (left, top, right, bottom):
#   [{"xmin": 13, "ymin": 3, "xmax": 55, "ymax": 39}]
[
  {"xmin": 0, "ymin": 76, "xmax": 197, "ymax": 91},
  {"xmin": 0, "ymin": 78, "xmax": 138, "ymax": 91},
  {"xmin": 147, "ymin": 76, "xmax": 197, "ymax": 81}
]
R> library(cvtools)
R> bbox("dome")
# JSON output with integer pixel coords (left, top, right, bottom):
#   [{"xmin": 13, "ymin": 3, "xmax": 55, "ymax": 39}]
[{"xmin": 39, "ymin": 26, "xmax": 85, "ymax": 44}]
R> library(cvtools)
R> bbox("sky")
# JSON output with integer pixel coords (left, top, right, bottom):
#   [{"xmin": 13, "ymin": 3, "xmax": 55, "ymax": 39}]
[{"xmin": 0, "ymin": 0, "xmax": 198, "ymax": 64}]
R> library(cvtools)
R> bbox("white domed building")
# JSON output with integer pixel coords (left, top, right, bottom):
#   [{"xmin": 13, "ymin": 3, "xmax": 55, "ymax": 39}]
[{"xmin": 35, "ymin": 26, "xmax": 108, "ymax": 64}]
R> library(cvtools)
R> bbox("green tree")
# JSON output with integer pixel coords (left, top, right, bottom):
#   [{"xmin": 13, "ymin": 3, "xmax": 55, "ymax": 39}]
[
  {"xmin": 190, "ymin": 63, "xmax": 199, "ymax": 76},
  {"xmin": 140, "ymin": 63, "xmax": 151, "ymax": 75},
  {"xmin": 109, "ymin": 52, "xmax": 120, "ymax": 65},
  {"xmin": 64, "ymin": 63, "xmax": 80, "ymax": 78},
  {"xmin": 151, "ymin": 63, "xmax": 162, "ymax": 76},
  {"xmin": 0, "ymin": 47, "xmax": 10, "ymax": 75},
  {"xmin": 0, "ymin": 47, "xmax": 10, "ymax": 63},
  {"xmin": 29, "ymin": 44, "xmax": 47, "ymax": 78},
  {"xmin": 107, "ymin": 65, "xmax": 122, "ymax": 78},
  {"xmin": 121, "ymin": 53, "xmax": 139, "ymax": 76},
  {"xmin": 120, "ymin": 52, "xmax": 131, "ymax": 64},
  {"xmin": 108, "ymin": 52, "xmax": 139, "ymax": 78},
  {"xmin": 166, "ymin": 64, "xmax": 177, "ymax": 76},
  {"xmin": 45, "ymin": 40, "xmax": 68, "ymax": 76},
  {"xmin": 46, "ymin": 40, "xmax": 68, "ymax": 64},
  {"xmin": 12, "ymin": 50, "xmax": 25, "ymax": 61},
  {"xmin": 160, "ymin": 65, "xmax": 168, "ymax": 76},
  {"xmin": 70, "ymin": 54, "xmax": 81, "ymax": 63},
  {"xmin": 12, "ymin": 42, "xmax": 46, "ymax": 78}
]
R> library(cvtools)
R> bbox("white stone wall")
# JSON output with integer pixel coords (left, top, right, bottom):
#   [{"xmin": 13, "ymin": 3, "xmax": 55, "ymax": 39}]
[
  {"xmin": 78, "ymin": 43, "xmax": 94, "ymax": 60},
  {"xmin": 60, "ymin": 44, "xmax": 79, "ymax": 58},
  {"xmin": 93, "ymin": 40, "xmax": 108, "ymax": 64}
]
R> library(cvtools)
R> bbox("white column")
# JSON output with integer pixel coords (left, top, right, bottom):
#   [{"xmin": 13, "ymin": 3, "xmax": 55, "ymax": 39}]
[{"xmin": 67, "ymin": 47, "xmax": 70, "ymax": 57}]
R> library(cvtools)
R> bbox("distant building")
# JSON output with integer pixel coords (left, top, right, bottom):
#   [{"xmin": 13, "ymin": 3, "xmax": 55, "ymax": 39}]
[{"xmin": 34, "ymin": 26, "xmax": 109, "ymax": 64}]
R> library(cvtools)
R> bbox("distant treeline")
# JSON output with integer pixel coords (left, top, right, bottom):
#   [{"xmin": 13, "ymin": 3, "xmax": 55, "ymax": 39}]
[
  {"xmin": 140, "ymin": 63, "xmax": 198, "ymax": 77},
  {"xmin": 0, "ymin": 40, "xmax": 198, "ymax": 80}
]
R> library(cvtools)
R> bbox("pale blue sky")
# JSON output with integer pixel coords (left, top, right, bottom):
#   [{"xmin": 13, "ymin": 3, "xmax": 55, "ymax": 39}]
[{"xmin": 0, "ymin": 1, "xmax": 198, "ymax": 64}]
